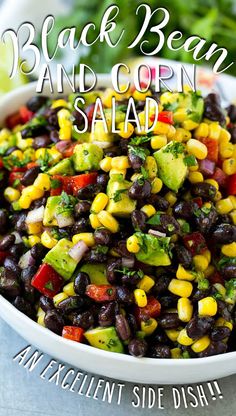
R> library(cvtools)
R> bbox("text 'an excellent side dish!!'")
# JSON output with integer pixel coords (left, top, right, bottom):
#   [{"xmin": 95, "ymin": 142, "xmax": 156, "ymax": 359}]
[{"xmin": 0, "ymin": 85, "xmax": 236, "ymax": 359}]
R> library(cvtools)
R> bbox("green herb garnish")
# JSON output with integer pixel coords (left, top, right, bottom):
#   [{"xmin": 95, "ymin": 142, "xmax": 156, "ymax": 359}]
[
  {"xmin": 184, "ymin": 155, "xmax": 197, "ymax": 167},
  {"xmin": 130, "ymin": 136, "xmax": 151, "ymax": 146},
  {"xmin": 112, "ymin": 188, "xmax": 127, "ymax": 202}
]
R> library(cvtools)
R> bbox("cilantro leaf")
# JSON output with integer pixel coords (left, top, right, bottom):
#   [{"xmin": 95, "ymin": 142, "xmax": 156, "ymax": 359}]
[
  {"xmin": 112, "ymin": 188, "xmax": 127, "ymax": 202},
  {"xmin": 50, "ymin": 178, "xmax": 62, "ymax": 189},
  {"xmin": 163, "ymin": 142, "xmax": 185, "ymax": 158},
  {"xmin": 184, "ymin": 155, "xmax": 197, "ymax": 167},
  {"xmin": 128, "ymin": 145, "xmax": 149, "ymax": 161},
  {"xmin": 147, "ymin": 212, "xmax": 162, "ymax": 226},
  {"xmin": 130, "ymin": 136, "xmax": 151, "ymax": 146}
]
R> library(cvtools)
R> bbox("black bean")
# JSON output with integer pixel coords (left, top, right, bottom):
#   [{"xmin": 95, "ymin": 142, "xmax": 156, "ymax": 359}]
[
  {"xmin": 31, "ymin": 197, "xmax": 47, "ymax": 209},
  {"xmin": 228, "ymin": 125, "xmax": 236, "ymax": 144},
  {"xmin": 98, "ymin": 302, "xmax": 119, "ymax": 327},
  {"xmin": 128, "ymin": 179, "xmax": 151, "ymax": 200},
  {"xmin": 21, "ymin": 265, "xmax": 37, "ymax": 282},
  {"xmin": 210, "ymin": 326, "xmax": 231, "ymax": 342},
  {"xmin": 150, "ymin": 329, "xmax": 169, "ymax": 345},
  {"xmin": 74, "ymin": 272, "xmax": 91, "ymax": 295},
  {"xmin": 39, "ymin": 296, "xmax": 54, "ymax": 312},
  {"xmin": 116, "ymin": 286, "xmax": 134, "ymax": 304},
  {"xmin": 186, "ymin": 316, "xmax": 214, "ymax": 339},
  {"xmin": 0, "ymin": 270, "xmax": 21, "ymax": 298},
  {"xmin": 21, "ymin": 125, "xmax": 46, "ymax": 139},
  {"xmin": 227, "ymin": 104, "xmax": 236, "ymax": 123},
  {"xmin": 148, "ymin": 343, "xmax": 171, "ymax": 358},
  {"xmin": 14, "ymin": 213, "xmax": 27, "ymax": 233},
  {"xmin": 5, "ymin": 146, "xmax": 18, "ymax": 156},
  {"xmin": 96, "ymin": 174, "xmax": 108, "ymax": 189},
  {"xmin": 13, "ymin": 296, "xmax": 35, "ymax": 318},
  {"xmin": 44, "ymin": 310, "xmax": 64, "ymax": 335},
  {"xmin": 131, "ymin": 210, "xmax": 147, "ymax": 231},
  {"xmin": 128, "ymin": 338, "xmax": 147, "ymax": 357},
  {"xmin": 0, "ymin": 234, "xmax": 15, "ymax": 251},
  {"xmin": 50, "ymin": 130, "xmax": 60, "ymax": 143},
  {"xmin": 72, "ymin": 109, "xmax": 85, "ymax": 127},
  {"xmin": 126, "ymin": 313, "xmax": 138, "ymax": 335},
  {"xmin": 198, "ymin": 341, "xmax": 227, "ymax": 357},
  {"xmin": 71, "ymin": 218, "xmax": 90, "ymax": 234},
  {"xmin": 212, "ymin": 224, "xmax": 236, "ymax": 244},
  {"xmin": 146, "ymin": 194, "xmax": 169, "ymax": 211},
  {"xmin": 158, "ymin": 214, "xmax": 180, "ymax": 235},
  {"xmin": 121, "ymin": 273, "xmax": 141, "ymax": 286},
  {"xmin": 173, "ymin": 201, "xmax": 196, "ymax": 219},
  {"xmin": 26, "ymin": 96, "xmax": 48, "ymax": 112},
  {"xmin": 0, "ymin": 209, "xmax": 8, "ymax": 234},
  {"xmin": 33, "ymin": 135, "xmax": 51, "ymax": 149},
  {"xmin": 128, "ymin": 151, "xmax": 143, "ymax": 170},
  {"xmin": 30, "ymin": 243, "xmax": 47, "ymax": 261},
  {"xmin": 159, "ymin": 295, "xmax": 178, "ymax": 308},
  {"xmin": 216, "ymin": 300, "xmax": 232, "ymax": 321},
  {"xmin": 192, "ymin": 182, "xmax": 217, "ymax": 201},
  {"xmin": 20, "ymin": 166, "xmax": 40, "ymax": 186},
  {"xmin": 84, "ymin": 249, "xmax": 107, "ymax": 264},
  {"xmin": 106, "ymin": 258, "xmax": 122, "ymax": 284},
  {"xmin": 94, "ymin": 228, "xmax": 112, "ymax": 246},
  {"xmin": 115, "ymin": 314, "xmax": 131, "ymax": 341},
  {"xmin": 115, "ymin": 240, "xmax": 132, "ymax": 258},
  {"xmin": 173, "ymin": 245, "xmax": 192, "ymax": 268},
  {"xmin": 56, "ymin": 296, "xmax": 85, "ymax": 313},
  {"xmin": 204, "ymin": 94, "xmax": 225, "ymax": 125},
  {"xmin": 77, "ymin": 184, "xmax": 102, "ymax": 200},
  {"xmin": 73, "ymin": 311, "xmax": 94, "ymax": 330},
  {"xmin": 3, "ymin": 257, "xmax": 21, "ymax": 278},
  {"xmin": 119, "ymin": 139, "xmax": 129, "ymax": 154},
  {"xmin": 159, "ymin": 313, "xmax": 181, "ymax": 329},
  {"xmin": 195, "ymin": 207, "xmax": 218, "ymax": 234},
  {"xmin": 220, "ymin": 265, "xmax": 236, "ymax": 280},
  {"xmin": 152, "ymin": 275, "xmax": 170, "ymax": 295},
  {"xmin": 74, "ymin": 201, "xmax": 91, "ymax": 218},
  {"xmin": 192, "ymin": 289, "xmax": 209, "ymax": 302}
]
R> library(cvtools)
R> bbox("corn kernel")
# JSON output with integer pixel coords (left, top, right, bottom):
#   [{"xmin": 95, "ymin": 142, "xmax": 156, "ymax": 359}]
[
  {"xmin": 11, "ymin": 149, "xmax": 23, "ymax": 160},
  {"xmin": 28, "ymin": 235, "xmax": 41, "ymax": 247},
  {"xmin": 221, "ymin": 242, "xmax": 236, "ymax": 257},
  {"xmin": 51, "ymin": 99, "xmax": 69, "ymax": 109},
  {"xmin": 193, "ymin": 255, "xmax": 209, "ymax": 272},
  {"xmin": 126, "ymin": 235, "xmax": 140, "ymax": 253},
  {"xmin": 89, "ymin": 213, "xmax": 102, "ymax": 229},
  {"xmin": 109, "ymin": 168, "xmax": 126, "ymax": 178},
  {"xmin": 47, "ymin": 147, "xmax": 62, "ymax": 163},
  {"xmin": 117, "ymin": 121, "xmax": 134, "ymax": 139},
  {"xmin": 97, "ymin": 210, "xmax": 119, "ymax": 233},
  {"xmin": 168, "ymin": 279, "xmax": 193, "ymax": 298},
  {"xmin": 35, "ymin": 148, "xmax": 46, "ymax": 160},
  {"xmin": 215, "ymin": 318, "xmax": 233, "ymax": 331},
  {"xmin": 141, "ymin": 204, "xmax": 156, "ymax": 218},
  {"xmin": 37, "ymin": 313, "xmax": 45, "ymax": 327},
  {"xmin": 186, "ymin": 139, "xmax": 208, "ymax": 160},
  {"xmin": 216, "ymin": 197, "xmax": 234, "ymax": 214},
  {"xmin": 219, "ymin": 142, "xmax": 234, "ymax": 159},
  {"xmin": 165, "ymin": 191, "xmax": 177, "ymax": 206},
  {"xmin": 72, "ymin": 233, "xmax": 95, "ymax": 247},
  {"xmin": 183, "ymin": 120, "xmax": 199, "ymax": 131},
  {"xmin": 141, "ymin": 318, "xmax": 158, "ymax": 335},
  {"xmin": 134, "ymin": 288, "xmax": 147, "ymax": 307},
  {"xmin": 63, "ymin": 282, "xmax": 76, "ymax": 296},
  {"xmin": 177, "ymin": 328, "xmax": 194, "ymax": 346},
  {"xmin": 208, "ymin": 123, "xmax": 221, "ymax": 140},
  {"xmin": 153, "ymin": 121, "xmax": 171, "ymax": 135},
  {"xmin": 59, "ymin": 125, "xmax": 72, "ymax": 141},
  {"xmin": 223, "ymin": 158, "xmax": 236, "ymax": 175},
  {"xmin": 150, "ymin": 135, "xmax": 167, "ymax": 149},
  {"xmin": 133, "ymin": 89, "xmax": 151, "ymax": 101},
  {"xmin": 151, "ymin": 178, "xmax": 163, "ymax": 194},
  {"xmin": 191, "ymin": 336, "xmax": 210, "ymax": 353},
  {"xmin": 53, "ymin": 292, "xmax": 68, "ymax": 306},
  {"xmin": 176, "ymin": 264, "xmax": 195, "ymax": 281},
  {"xmin": 57, "ymin": 109, "xmax": 71, "ymax": 126},
  {"xmin": 198, "ymin": 297, "xmax": 217, "ymax": 316},
  {"xmin": 137, "ymin": 275, "xmax": 155, "ymax": 292},
  {"xmin": 194, "ymin": 123, "xmax": 209, "ymax": 139},
  {"xmin": 204, "ymin": 179, "xmax": 219, "ymax": 191},
  {"xmin": 188, "ymin": 171, "xmax": 204, "ymax": 183},
  {"xmin": 165, "ymin": 329, "xmax": 181, "ymax": 342},
  {"xmin": 34, "ymin": 173, "xmax": 51, "ymax": 191},
  {"xmin": 41, "ymin": 230, "xmax": 57, "ymax": 249},
  {"xmin": 18, "ymin": 194, "xmax": 32, "ymax": 209},
  {"xmin": 174, "ymin": 108, "xmax": 189, "ymax": 123},
  {"xmin": 111, "ymin": 156, "xmax": 130, "ymax": 170},
  {"xmin": 219, "ymin": 128, "xmax": 231, "ymax": 143},
  {"xmin": 91, "ymin": 193, "xmax": 109, "ymax": 214},
  {"xmin": 202, "ymin": 249, "xmax": 211, "ymax": 263},
  {"xmin": 214, "ymin": 191, "xmax": 222, "ymax": 202},
  {"xmin": 177, "ymin": 298, "xmax": 193, "ymax": 322},
  {"xmin": 144, "ymin": 156, "xmax": 157, "ymax": 179},
  {"xmin": 100, "ymin": 157, "xmax": 112, "ymax": 172},
  {"xmin": 22, "ymin": 185, "xmax": 44, "ymax": 200},
  {"xmin": 229, "ymin": 196, "xmax": 236, "ymax": 209},
  {"xmin": 27, "ymin": 222, "xmax": 43, "ymax": 235},
  {"xmin": 229, "ymin": 210, "xmax": 236, "ymax": 225},
  {"xmin": 167, "ymin": 125, "xmax": 176, "ymax": 139},
  {"xmin": 4, "ymin": 187, "xmax": 20, "ymax": 202},
  {"xmin": 171, "ymin": 348, "xmax": 182, "ymax": 359}
]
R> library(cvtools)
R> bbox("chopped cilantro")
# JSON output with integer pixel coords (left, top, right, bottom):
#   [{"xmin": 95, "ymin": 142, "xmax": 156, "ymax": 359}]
[
  {"xmin": 147, "ymin": 212, "xmax": 162, "ymax": 226},
  {"xmin": 162, "ymin": 101, "xmax": 179, "ymax": 112},
  {"xmin": 12, "ymin": 179, "xmax": 21, "ymax": 188},
  {"xmin": 130, "ymin": 136, "xmax": 151, "ymax": 146},
  {"xmin": 197, "ymin": 278, "xmax": 209, "ymax": 290},
  {"xmin": 50, "ymin": 178, "xmax": 62, "ymax": 189},
  {"xmin": 56, "ymin": 191, "xmax": 76, "ymax": 216},
  {"xmin": 94, "ymin": 245, "xmax": 109, "ymax": 255},
  {"xmin": 184, "ymin": 155, "xmax": 197, "ymax": 167},
  {"xmin": 115, "ymin": 105, "xmax": 128, "ymax": 112},
  {"xmin": 38, "ymin": 151, "xmax": 50, "ymax": 172},
  {"xmin": 115, "ymin": 266, "xmax": 144, "ymax": 279},
  {"xmin": 218, "ymin": 256, "xmax": 236, "ymax": 269},
  {"xmin": 112, "ymin": 188, "xmax": 127, "ymax": 202},
  {"xmin": 128, "ymin": 145, "xmax": 148, "ymax": 161},
  {"xmin": 44, "ymin": 281, "xmax": 54, "ymax": 290},
  {"xmin": 163, "ymin": 142, "xmax": 185, "ymax": 158}
]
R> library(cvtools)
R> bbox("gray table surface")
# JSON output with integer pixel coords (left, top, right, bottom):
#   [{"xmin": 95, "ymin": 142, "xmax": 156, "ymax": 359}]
[{"xmin": 0, "ymin": 318, "xmax": 235, "ymax": 416}]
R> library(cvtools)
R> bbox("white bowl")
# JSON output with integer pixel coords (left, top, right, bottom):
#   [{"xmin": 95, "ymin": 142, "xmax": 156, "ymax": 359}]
[{"xmin": 0, "ymin": 75, "xmax": 236, "ymax": 385}]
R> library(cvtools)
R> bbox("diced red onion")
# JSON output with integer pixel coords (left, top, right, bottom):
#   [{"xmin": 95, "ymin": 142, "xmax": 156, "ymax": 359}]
[
  {"xmin": 68, "ymin": 240, "xmax": 89, "ymax": 262},
  {"xmin": 92, "ymin": 141, "xmax": 112, "ymax": 149},
  {"xmin": 19, "ymin": 250, "xmax": 36, "ymax": 269},
  {"xmin": 148, "ymin": 229, "xmax": 166, "ymax": 237},
  {"xmin": 199, "ymin": 159, "xmax": 215, "ymax": 176},
  {"xmin": 11, "ymin": 231, "xmax": 22, "ymax": 244},
  {"xmin": 26, "ymin": 206, "xmax": 45, "ymax": 224},
  {"xmin": 122, "ymin": 257, "xmax": 135, "ymax": 268},
  {"xmin": 55, "ymin": 213, "xmax": 74, "ymax": 228},
  {"xmin": 55, "ymin": 140, "xmax": 71, "ymax": 153}
]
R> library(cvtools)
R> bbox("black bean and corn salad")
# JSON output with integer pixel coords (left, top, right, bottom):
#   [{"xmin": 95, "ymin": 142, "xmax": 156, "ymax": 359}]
[{"xmin": 0, "ymin": 85, "xmax": 236, "ymax": 359}]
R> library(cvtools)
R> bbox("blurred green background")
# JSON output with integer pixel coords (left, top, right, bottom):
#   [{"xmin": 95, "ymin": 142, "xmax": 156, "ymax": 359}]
[{"xmin": 48, "ymin": 0, "xmax": 236, "ymax": 74}]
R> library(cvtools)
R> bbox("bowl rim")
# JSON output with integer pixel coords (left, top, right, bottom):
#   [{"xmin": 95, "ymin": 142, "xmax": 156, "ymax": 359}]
[{"xmin": 0, "ymin": 75, "xmax": 236, "ymax": 380}]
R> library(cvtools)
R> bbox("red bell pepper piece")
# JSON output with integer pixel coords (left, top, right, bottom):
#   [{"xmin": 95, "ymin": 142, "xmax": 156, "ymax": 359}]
[
  {"xmin": 192, "ymin": 197, "xmax": 203, "ymax": 208},
  {"xmin": 31, "ymin": 264, "xmax": 63, "ymax": 298},
  {"xmin": 26, "ymin": 162, "xmax": 39, "ymax": 169},
  {"xmin": 5, "ymin": 112, "xmax": 22, "ymax": 129},
  {"xmin": 85, "ymin": 284, "xmax": 116, "ymax": 302},
  {"xmin": 227, "ymin": 174, "xmax": 236, "ymax": 195},
  {"xmin": 200, "ymin": 138, "xmax": 219, "ymax": 162},
  {"xmin": 11, "ymin": 166, "xmax": 27, "ymax": 173},
  {"xmin": 135, "ymin": 296, "xmax": 161, "ymax": 322},
  {"xmin": 69, "ymin": 173, "xmax": 98, "ymax": 195},
  {"xmin": 19, "ymin": 106, "xmax": 33, "ymax": 123},
  {"xmin": 9, "ymin": 172, "xmax": 23, "ymax": 187},
  {"xmin": 183, "ymin": 232, "xmax": 207, "ymax": 255},
  {"xmin": 62, "ymin": 326, "xmax": 84, "ymax": 342},
  {"xmin": 50, "ymin": 175, "xmax": 63, "ymax": 196},
  {"xmin": 0, "ymin": 251, "xmax": 9, "ymax": 265},
  {"xmin": 150, "ymin": 111, "xmax": 174, "ymax": 124},
  {"xmin": 63, "ymin": 143, "xmax": 78, "ymax": 158},
  {"xmin": 210, "ymin": 167, "xmax": 227, "ymax": 188},
  {"xmin": 0, "ymin": 158, "xmax": 3, "ymax": 169}
]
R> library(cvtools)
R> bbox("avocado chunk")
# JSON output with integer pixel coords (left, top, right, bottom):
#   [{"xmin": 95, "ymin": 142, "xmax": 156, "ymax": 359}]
[
  {"xmin": 106, "ymin": 174, "xmax": 137, "ymax": 217},
  {"xmin": 43, "ymin": 196, "xmax": 61, "ymax": 226},
  {"xmin": 79, "ymin": 263, "xmax": 108, "ymax": 285},
  {"xmin": 134, "ymin": 232, "xmax": 171, "ymax": 267},
  {"xmin": 84, "ymin": 326, "xmax": 124, "ymax": 353},
  {"xmin": 179, "ymin": 91, "xmax": 204, "ymax": 123},
  {"xmin": 73, "ymin": 143, "xmax": 103, "ymax": 172},
  {"xmin": 48, "ymin": 158, "xmax": 75, "ymax": 176},
  {"xmin": 154, "ymin": 141, "xmax": 188, "ymax": 192},
  {"xmin": 44, "ymin": 238, "xmax": 78, "ymax": 280}
]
